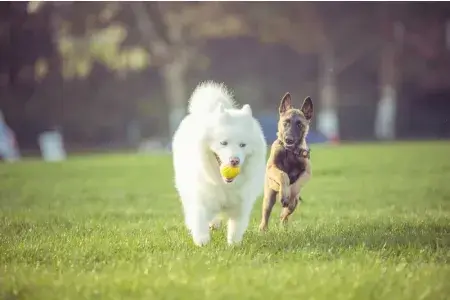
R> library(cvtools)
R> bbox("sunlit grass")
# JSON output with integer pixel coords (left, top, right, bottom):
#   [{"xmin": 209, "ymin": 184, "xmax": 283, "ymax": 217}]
[{"xmin": 1, "ymin": 141, "xmax": 450, "ymax": 300}]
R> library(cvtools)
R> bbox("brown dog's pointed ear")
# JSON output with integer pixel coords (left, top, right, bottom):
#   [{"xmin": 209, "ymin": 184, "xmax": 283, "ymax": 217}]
[
  {"xmin": 279, "ymin": 93, "xmax": 292, "ymax": 115},
  {"xmin": 301, "ymin": 96, "xmax": 313, "ymax": 120}
]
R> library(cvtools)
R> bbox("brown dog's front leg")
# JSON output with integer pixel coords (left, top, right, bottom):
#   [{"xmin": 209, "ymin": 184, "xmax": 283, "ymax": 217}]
[
  {"xmin": 266, "ymin": 166, "xmax": 291, "ymax": 207},
  {"xmin": 259, "ymin": 187, "xmax": 277, "ymax": 231},
  {"xmin": 280, "ymin": 196, "xmax": 299, "ymax": 227},
  {"xmin": 279, "ymin": 171, "xmax": 308, "ymax": 228}
]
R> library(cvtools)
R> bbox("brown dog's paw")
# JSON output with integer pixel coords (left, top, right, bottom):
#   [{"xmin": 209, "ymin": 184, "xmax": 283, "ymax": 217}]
[
  {"xmin": 280, "ymin": 197, "xmax": 290, "ymax": 207},
  {"xmin": 258, "ymin": 223, "xmax": 268, "ymax": 232},
  {"xmin": 280, "ymin": 186, "xmax": 291, "ymax": 208}
]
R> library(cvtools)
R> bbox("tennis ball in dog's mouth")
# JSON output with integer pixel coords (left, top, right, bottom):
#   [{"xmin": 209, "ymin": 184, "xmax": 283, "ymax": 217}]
[{"xmin": 220, "ymin": 165, "xmax": 241, "ymax": 180}]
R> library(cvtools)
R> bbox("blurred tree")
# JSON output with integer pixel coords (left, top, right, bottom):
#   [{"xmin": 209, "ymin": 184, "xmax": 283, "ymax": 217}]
[
  {"xmin": 29, "ymin": 1, "xmax": 250, "ymax": 138},
  {"xmin": 129, "ymin": 2, "xmax": 249, "ymax": 136},
  {"xmin": 243, "ymin": 2, "xmax": 381, "ymax": 141},
  {"xmin": 27, "ymin": 2, "xmax": 400, "ymax": 142},
  {"xmin": 0, "ymin": 2, "xmax": 61, "ymax": 143},
  {"xmin": 375, "ymin": 3, "xmax": 403, "ymax": 141},
  {"xmin": 30, "ymin": 2, "xmax": 345, "ymax": 140}
]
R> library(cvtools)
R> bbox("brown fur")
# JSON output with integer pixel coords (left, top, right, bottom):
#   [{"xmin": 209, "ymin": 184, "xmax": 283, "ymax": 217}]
[{"xmin": 259, "ymin": 92, "xmax": 313, "ymax": 231}]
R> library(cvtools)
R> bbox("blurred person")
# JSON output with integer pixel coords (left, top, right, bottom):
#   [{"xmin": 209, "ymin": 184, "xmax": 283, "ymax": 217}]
[{"xmin": 0, "ymin": 110, "xmax": 20, "ymax": 162}]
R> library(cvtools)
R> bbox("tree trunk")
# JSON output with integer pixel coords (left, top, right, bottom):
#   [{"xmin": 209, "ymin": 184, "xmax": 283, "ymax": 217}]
[
  {"xmin": 375, "ymin": 40, "xmax": 397, "ymax": 140},
  {"xmin": 374, "ymin": 15, "xmax": 402, "ymax": 141},
  {"xmin": 446, "ymin": 19, "xmax": 450, "ymax": 50},
  {"xmin": 35, "ymin": 6, "xmax": 64, "ymax": 132},
  {"xmin": 317, "ymin": 45, "xmax": 339, "ymax": 143},
  {"xmin": 161, "ymin": 59, "xmax": 188, "ymax": 140}
]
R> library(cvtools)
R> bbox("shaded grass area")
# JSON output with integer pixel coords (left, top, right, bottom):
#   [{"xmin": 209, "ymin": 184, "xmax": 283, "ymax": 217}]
[{"xmin": 1, "ymin": 141, "xmax": 450, "ymax": 299}]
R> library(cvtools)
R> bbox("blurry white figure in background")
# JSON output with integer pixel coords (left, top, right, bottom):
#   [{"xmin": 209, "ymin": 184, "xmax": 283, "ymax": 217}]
[
  {"xmin": 0, "ymin": 110, "xmax": 20, "ymax": 162},
  {"xmin": 375, "ymin": 85, "xmax": 397, "ymax": 140},
  {"xmin": 38, "ymin": 128, "xmax": 67, "ymax": 162}
]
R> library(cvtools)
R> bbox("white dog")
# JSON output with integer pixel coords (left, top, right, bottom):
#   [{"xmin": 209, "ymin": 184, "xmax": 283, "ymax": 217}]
[{"xmin": 172, "ymin": 81, "xmax": 267, "ymax": 246}]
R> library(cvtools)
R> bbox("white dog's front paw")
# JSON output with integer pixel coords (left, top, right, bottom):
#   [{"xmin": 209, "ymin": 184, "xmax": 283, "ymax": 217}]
[
  {"xmin": 192, "ymin": 233, "xmax": 211, "ymax": 247},
  {"xmin": 227, "ymin": 236, "xmax": 243, "ymax": 246},
  {"xmin": 227, "ymin": 226, "xmax": 244, "ymax": 245}
]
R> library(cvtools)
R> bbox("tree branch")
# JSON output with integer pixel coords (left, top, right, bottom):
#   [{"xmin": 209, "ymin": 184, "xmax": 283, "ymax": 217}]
[
  {"xmin": 130, "ymin": 2, "xmax": 171, "ymax": 62},
  {"xmin": 335, "ymin": 40, "xmax": 379, "ymax": 75}
]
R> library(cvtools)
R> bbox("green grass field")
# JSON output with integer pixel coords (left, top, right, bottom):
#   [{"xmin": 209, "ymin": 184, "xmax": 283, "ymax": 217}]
[{"xmin": 1, "ymin": 141, "xmax": 450, "ymax": 300}]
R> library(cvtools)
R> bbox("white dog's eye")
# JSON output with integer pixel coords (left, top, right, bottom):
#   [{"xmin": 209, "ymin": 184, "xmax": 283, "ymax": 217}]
[
  {"xmin": 220, "ymin": 141, "xmax": 228, "ymax": 146},
  {"xmin": 239, "ymin": 143, "xmax": 246, "ymax": 148}
]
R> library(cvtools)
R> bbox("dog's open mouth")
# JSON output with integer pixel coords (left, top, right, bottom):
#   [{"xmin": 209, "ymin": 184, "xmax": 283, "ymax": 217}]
[
  {"xmin": 213, "ymin": 152, "xmax": 221, "ymax": 165},
  {"xmin": 213, "ymin": 152, "xmax": 235, "ymax": 184},
  {"xmin": 283, "ymin": 139, "xmax": 299, "ymax": 151},
  {"xmin": 284, "ymin": 144, "xmax": 295, "ymax": 151}
]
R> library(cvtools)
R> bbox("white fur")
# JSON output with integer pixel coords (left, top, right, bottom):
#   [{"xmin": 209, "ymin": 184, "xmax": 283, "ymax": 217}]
[{"xmin": 172, "ymin": 81, "xmax": 267, "ymax": 246}]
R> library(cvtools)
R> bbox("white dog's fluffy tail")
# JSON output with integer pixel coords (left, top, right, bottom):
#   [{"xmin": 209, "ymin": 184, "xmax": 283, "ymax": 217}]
[{"xmin": 188, "ymin": 81, "xmax": 236, "ymax": 115}]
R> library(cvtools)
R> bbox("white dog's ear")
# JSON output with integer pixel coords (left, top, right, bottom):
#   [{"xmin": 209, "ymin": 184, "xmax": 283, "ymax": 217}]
[{"xmin": 241, "ymin": 104, "xmax": 252, "ymax": 116}]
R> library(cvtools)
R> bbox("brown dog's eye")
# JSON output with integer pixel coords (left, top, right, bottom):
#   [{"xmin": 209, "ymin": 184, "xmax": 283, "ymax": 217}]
[
  {"xmin": 297, "ymin": 122, "xmax": 302, "ymax": 128},
  {"xmin": 284, "ymin": 119, "xmax": 290, "ymax": 126}
]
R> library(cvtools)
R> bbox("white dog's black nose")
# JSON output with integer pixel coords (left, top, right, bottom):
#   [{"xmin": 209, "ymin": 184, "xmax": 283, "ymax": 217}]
[{"xmin": 229, "ymin": 157, "xmax": 240, "ymax": 166}]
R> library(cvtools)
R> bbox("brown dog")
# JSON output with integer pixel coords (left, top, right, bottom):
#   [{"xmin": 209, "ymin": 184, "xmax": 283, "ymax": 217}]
[{"xmin": 258, "ymin": 92, "xmax": 313, "ymax": 231}]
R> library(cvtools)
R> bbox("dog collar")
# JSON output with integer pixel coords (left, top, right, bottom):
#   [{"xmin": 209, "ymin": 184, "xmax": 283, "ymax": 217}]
[
  {"xmin": 298, "ymin": 148, "xmax": 311, "ymax": 159},
  {"xmin": 277, "ymin": 139, "xmax": 310, "ymax": 159}
]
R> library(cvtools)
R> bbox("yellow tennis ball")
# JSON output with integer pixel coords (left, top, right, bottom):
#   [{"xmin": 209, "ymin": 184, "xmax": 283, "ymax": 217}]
[{"xmin": 220, "ymin": 165, "xmax": 241, "ymax": 179}]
